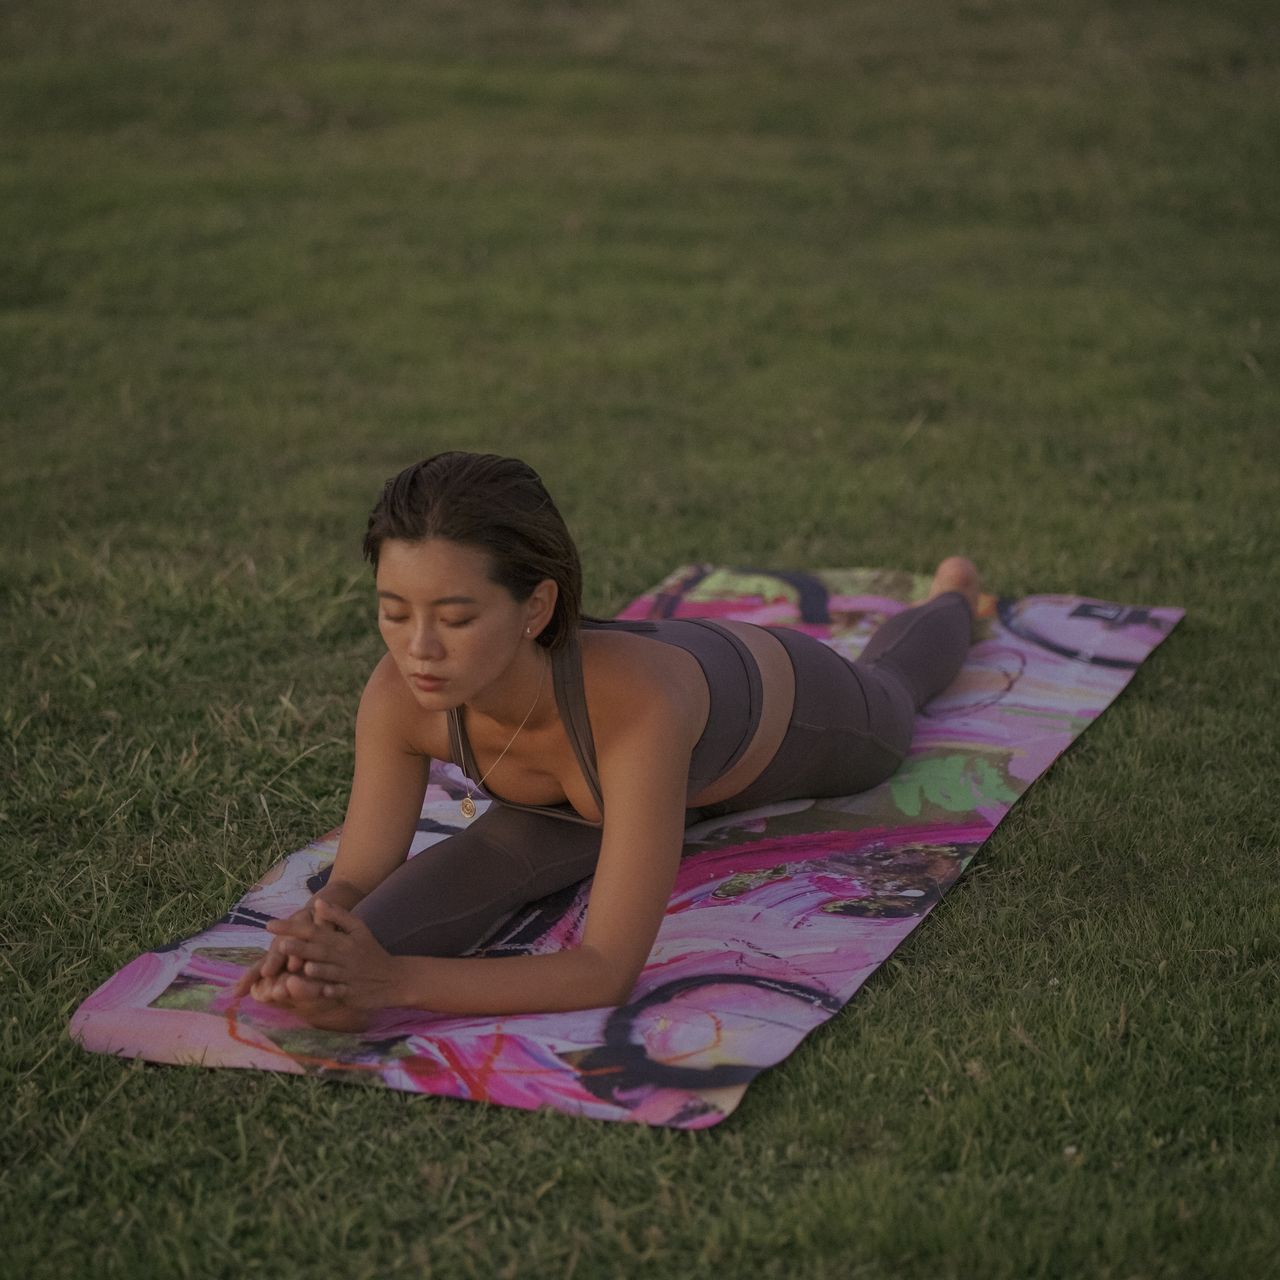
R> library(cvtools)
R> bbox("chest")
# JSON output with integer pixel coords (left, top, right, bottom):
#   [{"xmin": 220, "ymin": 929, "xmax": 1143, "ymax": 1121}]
[{"xmin": 456, "ymin": 713, "xmax": 605, "ymax": 824}]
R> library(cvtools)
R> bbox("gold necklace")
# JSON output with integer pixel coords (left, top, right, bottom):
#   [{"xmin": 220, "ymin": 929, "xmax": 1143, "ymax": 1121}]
[{"xmin": 460, "ymin": 658, "xmax": 547, "ymax": 820}]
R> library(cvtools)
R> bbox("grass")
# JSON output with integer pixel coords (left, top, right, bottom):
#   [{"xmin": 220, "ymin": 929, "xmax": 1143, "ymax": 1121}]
[{"xmin": 2, "ymin": 1, "xmax": 1277, "ymax": 1276}]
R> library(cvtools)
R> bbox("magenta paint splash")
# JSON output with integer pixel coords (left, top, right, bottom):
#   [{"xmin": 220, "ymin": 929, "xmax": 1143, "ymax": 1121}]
[{"xmin": 70, "ymin": 566, "xmax": 1183, "ymax": 1127}]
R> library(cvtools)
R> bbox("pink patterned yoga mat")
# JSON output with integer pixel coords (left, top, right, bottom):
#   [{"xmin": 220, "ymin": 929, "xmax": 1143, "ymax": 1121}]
[{"xmin": 69, "ymin": 567, "xmax": 1183, "ymax": 1128}]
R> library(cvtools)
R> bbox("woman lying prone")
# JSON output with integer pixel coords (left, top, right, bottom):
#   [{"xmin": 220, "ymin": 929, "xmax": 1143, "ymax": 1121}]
[{"xmin": 233, "ymin": 452, "xmax": 979, "ymax": 1029}]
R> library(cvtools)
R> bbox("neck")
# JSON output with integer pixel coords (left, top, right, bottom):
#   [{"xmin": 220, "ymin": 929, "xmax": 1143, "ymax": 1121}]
[{"xmin": 465, "ymin": 644, "xmax": 554, "ymax": 733}]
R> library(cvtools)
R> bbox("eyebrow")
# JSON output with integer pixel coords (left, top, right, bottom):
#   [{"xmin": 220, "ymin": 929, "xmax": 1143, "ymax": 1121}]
[{"xmin": 377, "ymin": 590, "xmax": 479, "ymax": 606}]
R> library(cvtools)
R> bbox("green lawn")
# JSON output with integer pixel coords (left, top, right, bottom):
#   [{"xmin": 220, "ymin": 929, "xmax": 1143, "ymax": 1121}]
[{"xmin": 2, "ymin": 2, "xmax": 1277, "ymax": 1276}]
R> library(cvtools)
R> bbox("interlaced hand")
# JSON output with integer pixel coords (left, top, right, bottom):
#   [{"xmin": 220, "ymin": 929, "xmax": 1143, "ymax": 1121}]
[{"xmin": 253, "ymin": 899, "xmax": 403, "ymax": 1011}]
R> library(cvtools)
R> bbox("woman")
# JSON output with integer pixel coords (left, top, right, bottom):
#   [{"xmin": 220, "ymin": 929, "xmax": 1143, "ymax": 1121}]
[{"xmin": 234, "ymin": 452, "xmax": 980, "ymax": 1029}]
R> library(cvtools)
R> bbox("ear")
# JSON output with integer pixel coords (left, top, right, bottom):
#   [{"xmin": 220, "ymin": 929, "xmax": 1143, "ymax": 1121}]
[{"xmin": 525, "ymin": 578, "xmax": 558, "ymax": 639}]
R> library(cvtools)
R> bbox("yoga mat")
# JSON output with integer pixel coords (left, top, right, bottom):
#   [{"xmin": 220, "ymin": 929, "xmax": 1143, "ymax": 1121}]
[{"xmin": 69, "ymin": 566, "xmax": 1182, "ymax": 1128}]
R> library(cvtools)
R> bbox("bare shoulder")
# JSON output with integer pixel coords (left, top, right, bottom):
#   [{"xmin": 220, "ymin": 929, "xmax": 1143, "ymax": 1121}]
[
  {"xmin": 578, "ymin": 628, "xmax": 706, "ymax": 750},
  {"xmin": 359, "ymin": 653, "xmax": 451, "ymax": 761}
]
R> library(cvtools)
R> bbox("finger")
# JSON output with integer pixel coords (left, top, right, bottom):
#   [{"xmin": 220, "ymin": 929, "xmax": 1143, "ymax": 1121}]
[
  {"xmin": 276, "ymin": 935, "xmax": 341, "ymax": 964},
  {"xmin": 303, "ymin": 960, "xmax": 345, "ymax": 983},
  {"xmin": 312, "ymin": 898, "xmax": 365, "ymax": 935},
  {"xmin": 236, "ymin": 951, "xmax": 276, "ymax": 995},
  {"xmin": 320, "ymin": 983, "xmax": 348, "ymax": 999},
  {"xmin": 267, "ymin": 915, "xmax": 317, "ymax": 940},
  {"xmin": 250, "ymin": 975, "xmax": 279, "ymax": 1003},
  {"xmin": 260, "ymin": 948, "xmax": 286, "ymax": 979},
  {"xmin": 232, "ymin": 967, "xmax": 259, "ymax": 998},
  {"xmin": 283, "ymin": 973, "xmax": 327, "ymax": 1002}
]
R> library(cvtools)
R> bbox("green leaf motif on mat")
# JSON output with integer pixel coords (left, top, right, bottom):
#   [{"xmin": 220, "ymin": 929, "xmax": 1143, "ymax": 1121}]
[
  {"xmin": 152, "ymin": 981, "xmax": 218, "ymax": 1012},
  {"xmin": 687, "ymin": 567, "xmax": 929, "ymax": 606},
  {"xmin": 688, "ymin": 570, "xmax": 801, "ymax": 604},
  {"xmin": 890, "ymin": 754, "xmax": 1020, "ymax": 817},
  {"xmin": 712, "ymin": 864, "xmax": 792, "ymax": 900}
]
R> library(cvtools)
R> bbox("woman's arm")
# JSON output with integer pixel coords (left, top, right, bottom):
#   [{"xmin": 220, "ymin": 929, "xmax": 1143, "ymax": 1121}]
[
  {"xmin": 321, "ymin": 653, "xmax": 433, "ymax": 903},
  {"xmin": 277, "ymin": 685, "xmax": 693, "ymax": 1015},
  {"xmin": 398, "ymin": 693, "xmax": 689, "ymax": 1012},
  {"xmin": 234, "ymin": 656, "xmax": 430, "ymax": 997}
]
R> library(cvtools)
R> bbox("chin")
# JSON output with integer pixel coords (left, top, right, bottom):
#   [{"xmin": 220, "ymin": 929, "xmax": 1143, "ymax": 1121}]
[{"xmin": 411, "ymin": 684, "xmax": 463, "ymax": 709}]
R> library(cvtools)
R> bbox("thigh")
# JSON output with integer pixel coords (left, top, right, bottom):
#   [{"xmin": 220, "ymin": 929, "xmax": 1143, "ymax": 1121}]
[{"xmin": 353, "ymin": 804, "xmax": 604, "ymax": 957}]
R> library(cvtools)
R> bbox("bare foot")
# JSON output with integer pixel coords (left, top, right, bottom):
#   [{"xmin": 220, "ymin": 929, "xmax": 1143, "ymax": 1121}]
[{"xmin": 927, "ymin": 555, "xmax": 981, "ymax": 613}]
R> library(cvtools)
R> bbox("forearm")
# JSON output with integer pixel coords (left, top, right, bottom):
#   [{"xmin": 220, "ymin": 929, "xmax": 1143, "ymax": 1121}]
[
  {"xmin": 311, "ymin": 876, "xmax": 368, "ymax": 910},
  {"xmin": 389, "ymin": 944, "xmax": 632, "ymax": 1017}
]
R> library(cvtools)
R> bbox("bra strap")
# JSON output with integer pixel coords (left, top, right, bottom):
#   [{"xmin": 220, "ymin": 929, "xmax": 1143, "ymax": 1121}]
[
  {"xmin": 445, "ymin": 652, "xmax": 605, "ymax": 826},
  {"xmin": 553, "ymin": 635, "xmax": 606, "ymax": 818},
  {"xmin": 446, "ymin": 706, "xmax": 476, "ymax": 778}
]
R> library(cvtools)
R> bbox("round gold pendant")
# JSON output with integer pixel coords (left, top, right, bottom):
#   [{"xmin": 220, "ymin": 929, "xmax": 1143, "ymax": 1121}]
[{"xmin": 460, "ymin": 795, "xmax": 477, "ymax": 820}]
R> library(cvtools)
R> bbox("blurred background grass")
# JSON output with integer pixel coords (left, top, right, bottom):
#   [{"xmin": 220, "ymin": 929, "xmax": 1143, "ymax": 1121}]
[{"xmin": 2, "ymin": 2, "xmax": 1277, "ymax": 1277}]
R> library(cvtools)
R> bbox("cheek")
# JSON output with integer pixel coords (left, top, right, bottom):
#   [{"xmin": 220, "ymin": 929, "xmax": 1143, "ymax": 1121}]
[
  {"xmin": 459, "ymin": 621, "xmax": 516, "ymax": 669},
  {"xmin": 454, "ymin": 624, "xmax": 497, "ymax": 663},
  {"xmin": 379, "ymin": 621, "xmax": 410, "ymax": 656}
]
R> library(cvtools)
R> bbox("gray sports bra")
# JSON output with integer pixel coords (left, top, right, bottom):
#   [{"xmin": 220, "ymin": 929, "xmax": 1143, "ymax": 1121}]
[{"xmin": 445, "ymin": 618, "xmax": 764, "ymax": 829}]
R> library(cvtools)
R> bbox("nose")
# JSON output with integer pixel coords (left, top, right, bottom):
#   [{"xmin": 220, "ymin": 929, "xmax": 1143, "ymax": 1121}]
[{"xmin": 406, "ymin": 624, "xmax": 446, "ymax": 662}]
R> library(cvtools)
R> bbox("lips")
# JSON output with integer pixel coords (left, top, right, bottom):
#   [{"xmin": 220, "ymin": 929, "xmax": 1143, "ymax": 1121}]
[{"xmin": 410, "ymin": 673, "xmax": 445, "ymax": 691}]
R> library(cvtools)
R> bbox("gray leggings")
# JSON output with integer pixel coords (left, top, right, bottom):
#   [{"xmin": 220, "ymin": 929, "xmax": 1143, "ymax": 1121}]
[{"xmin": 353, "ymin": 591, "xmax": 972, "ymax": 956}]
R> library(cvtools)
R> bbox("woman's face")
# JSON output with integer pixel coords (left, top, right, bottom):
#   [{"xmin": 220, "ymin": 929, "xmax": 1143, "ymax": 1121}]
[{"xmin": 375, "ymin": 538, "xmax": 550, "ymax": 708}]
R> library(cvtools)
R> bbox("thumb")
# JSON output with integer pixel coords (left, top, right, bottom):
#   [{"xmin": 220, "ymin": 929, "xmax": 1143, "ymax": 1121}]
[{"xmin": 232, "ymin": 963, "xmax": 258, "ymax": 997}]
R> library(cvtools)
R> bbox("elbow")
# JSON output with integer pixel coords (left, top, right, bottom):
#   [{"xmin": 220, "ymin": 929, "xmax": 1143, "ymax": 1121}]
[
  {"xmin": 579, "ymin": 947, "xmax": 642, "ymax": 1009},
  {"xmin": 602, "ymin": 977, "xmax": 636, "ymax": 1009},
  {"xmin": 604, "ymin": 959, "xmax": 645, "ymax": 1008}
]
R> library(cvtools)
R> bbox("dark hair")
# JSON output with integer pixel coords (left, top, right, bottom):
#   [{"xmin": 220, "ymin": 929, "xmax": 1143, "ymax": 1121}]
[{"xmin": 363, "ymin": 452, "xmax": 583, "ymax": 651}]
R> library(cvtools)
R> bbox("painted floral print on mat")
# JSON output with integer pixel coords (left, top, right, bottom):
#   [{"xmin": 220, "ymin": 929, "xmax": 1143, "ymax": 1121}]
[{"xmin": 70, "ymin": 566, "xmax": 1183, "ymax": 1128}]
